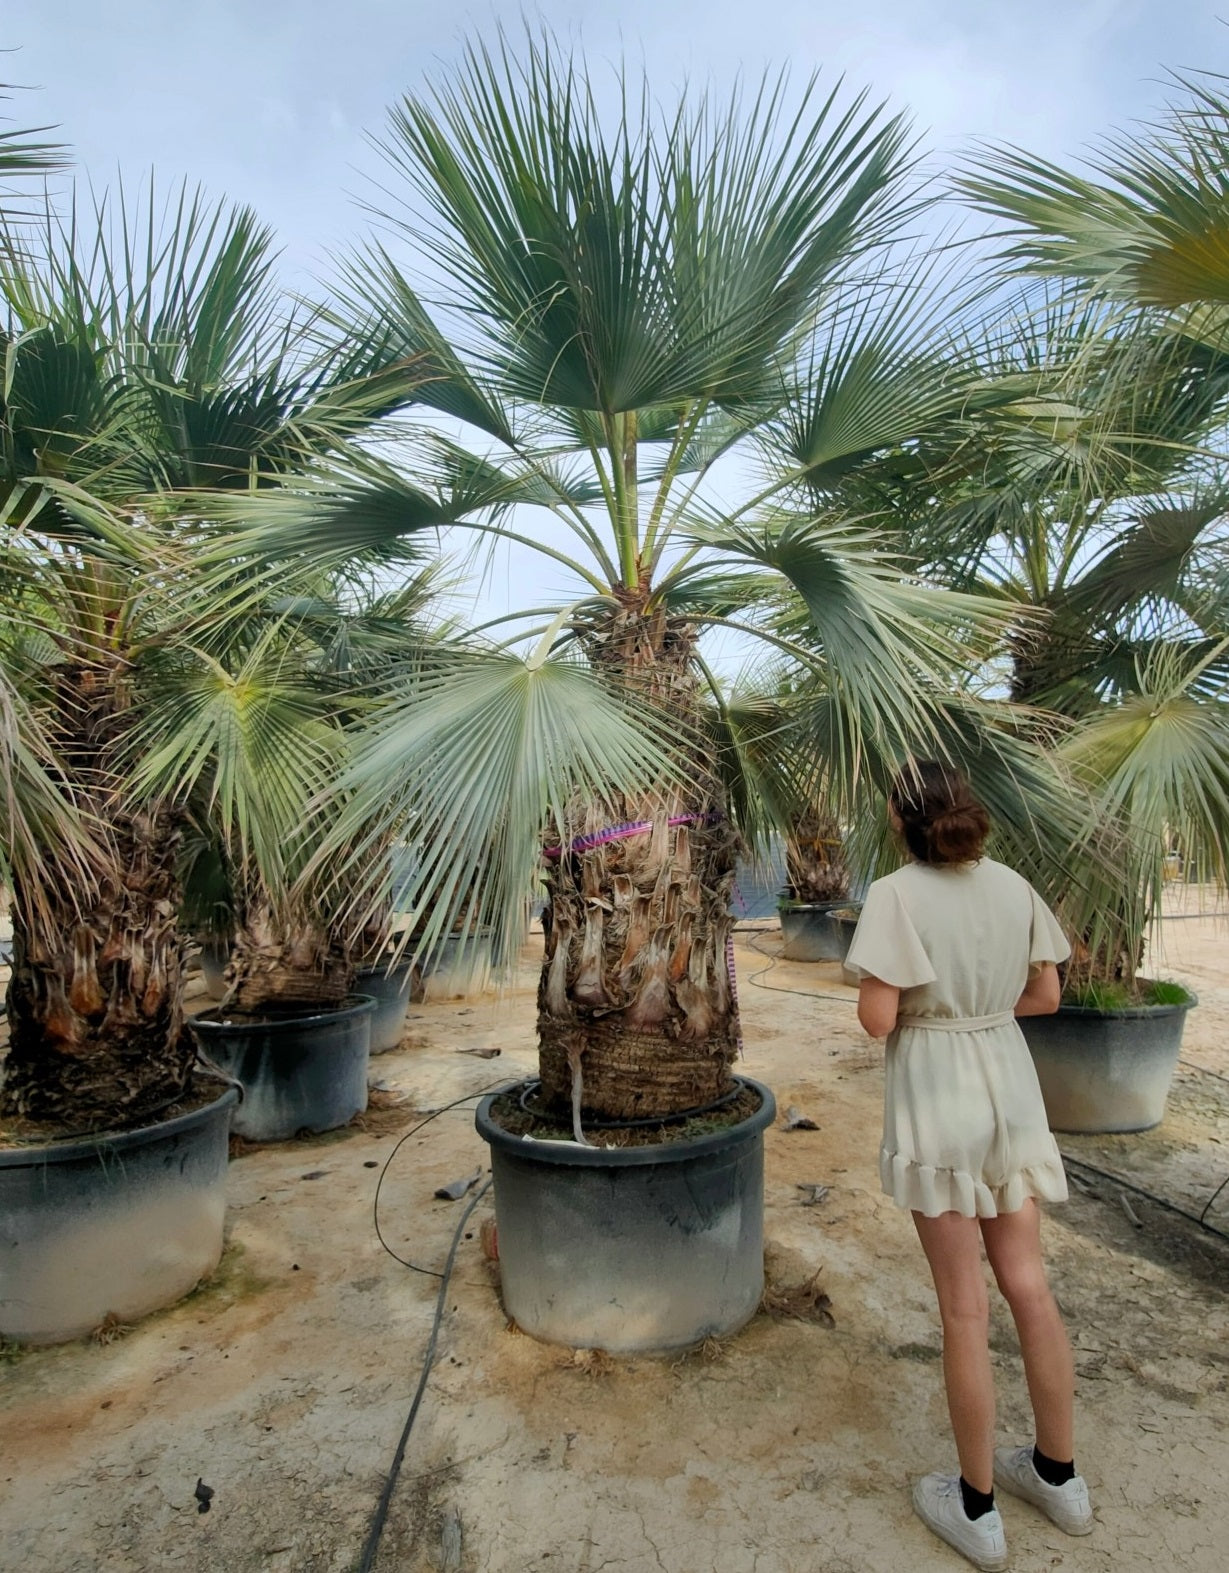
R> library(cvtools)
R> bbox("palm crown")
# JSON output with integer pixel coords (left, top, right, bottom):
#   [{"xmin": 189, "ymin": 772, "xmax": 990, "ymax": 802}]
[{"xmin": 211, "ymin": 35, "xmax": 1088, "ymax": 1121}]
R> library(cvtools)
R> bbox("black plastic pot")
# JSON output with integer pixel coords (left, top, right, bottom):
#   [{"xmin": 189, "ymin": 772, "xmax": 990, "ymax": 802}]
[
  {"xmin": 189, "ymin": 995, "xmax": 374, "ymax": 1141},
  {"xmin": 777, "ymin": 899, "xmax": 862, "ymax": 962},
  {"xmin": 414, "ymin": 932, "xmax": 493, "ymax": 1001},
  {"xmin": 1019, "ymin": 992, "xmax": 1196, "ymax": 1133},
  {"xmin": 475, "ymin": 1076, "xmax": 776, "ymax": 1353},
  {"xmin": 355, "ymin": 962, "xmax": 414, "ymax": 1053},
  {"xmin": 0, "ymin": 1085, "xmax": 238, "ymax": 1345}
]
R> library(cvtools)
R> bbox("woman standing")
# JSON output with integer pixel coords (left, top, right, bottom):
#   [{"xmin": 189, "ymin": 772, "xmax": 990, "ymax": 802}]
[{"xmin": 845, "ymin": 761, "xmax": 1094, "ymax": 1571}]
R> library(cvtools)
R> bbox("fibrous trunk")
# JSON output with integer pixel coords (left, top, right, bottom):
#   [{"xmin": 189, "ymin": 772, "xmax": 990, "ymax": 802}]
[
  {"xmin": 785, "ymin": 812, "xmax": 849, "ymax": 904},
  {"xmin": 536, "ymin": 598, "xmax": 742, "ymax": 1121},
  {"xmin": 2, "ymin": 813, "xmax": 189, "ymax": 1128},
  {"xmin": 2, "ymin": 658, "xmax": 192, "ymax": 1128},
  {"xmin": 222, "ymin": 895, "xmax": 352, "ymax": 1013}
]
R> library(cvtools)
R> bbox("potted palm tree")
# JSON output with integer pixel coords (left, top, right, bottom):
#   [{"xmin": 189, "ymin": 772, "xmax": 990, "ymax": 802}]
[
  {"xmin": 0, "ymin": 168, "xmax": 429, "ymax": 1340},
  {"xmin": 907, "ymin": 80, "xmax": 1229, "ymax": 1128},
  {"xmin": 144, "ymin": 580, "xmax": 453, "ymax": 1127},
  {"xmin": 233, "ymin": 34, "xmax": 1090, "ymax": 1352},
  {"xmin": 1015, "ymin": 646, "xmax": 1223, "ymax": 1132},
  {"xmin": 777, "ymin": 807, "xmax": 862, "ymax": 962},
  {"xmin": 0, "ymin": 170, "xmax": 239, "ymax": 1342}
]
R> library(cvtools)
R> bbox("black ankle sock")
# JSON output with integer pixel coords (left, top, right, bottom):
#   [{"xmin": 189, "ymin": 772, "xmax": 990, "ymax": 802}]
[
  {"xmin": 959, "ymin": 1478, "xmax": 996, "ymax": 1520},
  {"xmin": 1033, "ymin": 1445, "xmax": 1076, "ymax": 1486}
]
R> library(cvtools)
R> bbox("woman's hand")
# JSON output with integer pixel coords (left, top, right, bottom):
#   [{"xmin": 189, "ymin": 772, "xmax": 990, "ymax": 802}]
[
  {"xmin": 857, "ymin": 975, "xmax": 901, "ymax": 1038},
  {"xmin": 1015, "ymin": 962, "xmax": 1061, "ymax": 1017}
]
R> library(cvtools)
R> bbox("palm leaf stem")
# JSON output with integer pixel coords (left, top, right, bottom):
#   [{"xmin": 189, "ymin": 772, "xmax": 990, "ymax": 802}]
[{"xmin": 641, "ymin": 395, "xmax": 712, "ymax": 566}]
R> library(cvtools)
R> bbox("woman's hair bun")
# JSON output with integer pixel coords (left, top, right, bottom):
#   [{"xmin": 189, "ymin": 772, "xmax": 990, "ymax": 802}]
[{"xmin": 890, "ymin": 761, "xmax": 989, "ymax": 865}]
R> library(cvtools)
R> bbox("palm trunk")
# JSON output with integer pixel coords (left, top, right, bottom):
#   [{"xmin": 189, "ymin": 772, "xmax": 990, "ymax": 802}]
[
  {"xmin": 222, "ymin": 896, "xmax": 352, "ymax": 1013},
  {"xmin": 785, "ymin": 812, "xmax": 850, "ymax": 904},
  {"xmin": 2, "ymin": 802, "xmax": 189, "ymax": 1127},
  {"xmin": 1, "ymin": 657, "xmax": 192, "ymax": 1128},
  {"xmin": 536, "ymin": 599, "xmax": 742, "ymax": 1121}
]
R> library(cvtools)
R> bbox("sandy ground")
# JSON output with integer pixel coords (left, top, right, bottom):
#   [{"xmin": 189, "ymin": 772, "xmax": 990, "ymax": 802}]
[{"xmin": 2, "ymin": 901, "xmax": 1228, "ymax": 1573}]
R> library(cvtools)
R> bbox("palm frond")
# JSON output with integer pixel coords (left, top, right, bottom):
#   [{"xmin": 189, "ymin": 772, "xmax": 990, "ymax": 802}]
[
  {"xmin": 0, "ymin": 649, "xmax": 100, "ymax": 915},
  {"xmin": 308, "ymin": 645, "xmax": 694, "ymax": 969},
  {"xmin": 370, "ymin": 28, "xmax": 918, "ymax": 413},
  {"xmin": 1061, "ymin": 639, "xmax": 1229, "ymax": 892},
  {"xmin": 961, "ymin": 74, "xmax": 1229, "ymax": 310}
]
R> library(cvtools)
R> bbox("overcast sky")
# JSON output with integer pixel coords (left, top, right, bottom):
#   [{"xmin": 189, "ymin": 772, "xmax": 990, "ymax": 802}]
[{"xmin": 7, "ymin": 2, "xmax": 1227, "ymax": 282}]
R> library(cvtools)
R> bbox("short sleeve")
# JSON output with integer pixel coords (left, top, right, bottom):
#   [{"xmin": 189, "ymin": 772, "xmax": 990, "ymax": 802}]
[
  {"xmin": 844, "ymin": 879, "xmax": 938, "ymax": 989},
  {"xmin": 1027, "ymin": 885, "xmax": 1071, "ymax": 968}
]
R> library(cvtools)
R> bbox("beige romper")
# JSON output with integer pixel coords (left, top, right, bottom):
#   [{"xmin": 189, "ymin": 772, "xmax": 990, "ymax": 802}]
[{"xmin": 844, "ymin": 858, "xmax": 1071, "ymax": 1218}]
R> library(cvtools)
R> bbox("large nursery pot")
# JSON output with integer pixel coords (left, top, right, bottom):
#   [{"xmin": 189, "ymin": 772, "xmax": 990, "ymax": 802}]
[
  {"xmin": 1019, "ymin": 990, "xmax": 1196, "ymax": 1133},
  {"xmin": 189, "ymin": 995, "xmax": 374, "ymax": 1141},
  {"xmin": 777, "ymin": 899, "xmax": 862, "ymax": 963},
  {"xmin": 354, "ymin": 960, "xmax": 415, "ymax": 1052},
  {"xmin": 414, "ymin": 930, "xmax": 493, "ymax": 1002},
  {"xmin": 475, "ymin": 1075, "xmax": 776, "ymax": 1354},
  {"xmin": 0, "ymin": 1084, "xmax": 238, "ymax": 1345}
]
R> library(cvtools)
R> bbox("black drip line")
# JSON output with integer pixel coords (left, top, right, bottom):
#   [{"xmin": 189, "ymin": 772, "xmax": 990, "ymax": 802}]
[
  {"xmin": 357, "ymin": 940, "xmax": 1228, "ymax": 1570},
  {"xmin": 372, "ymin": 1083, "xmax": 509, "ymax": 1278},
  {"xmin": 516, "ymin": 1075, "xmax": 743, "ymax": 1130},
  {"xmin": 357, "ymin": 1176, "xmax": 493, "ymax": 1573}
]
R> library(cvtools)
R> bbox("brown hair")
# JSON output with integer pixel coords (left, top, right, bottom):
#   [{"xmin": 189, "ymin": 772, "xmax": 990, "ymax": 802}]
[{"xmin": 889, "ymin": 760, "xmax": 989, "ymax": 866}]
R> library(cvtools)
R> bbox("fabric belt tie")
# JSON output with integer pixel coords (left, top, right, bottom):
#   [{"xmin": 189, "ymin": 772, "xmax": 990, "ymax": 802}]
[{"xmin": 896, "ymin": 1010, "xmax": 1016, "ymax": 1032}]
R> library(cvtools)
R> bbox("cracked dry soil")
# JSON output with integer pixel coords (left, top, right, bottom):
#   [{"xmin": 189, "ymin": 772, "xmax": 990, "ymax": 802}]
[{"xmin": 2, "ymin": 900, "xmax": 1227, "ymax": 1573}]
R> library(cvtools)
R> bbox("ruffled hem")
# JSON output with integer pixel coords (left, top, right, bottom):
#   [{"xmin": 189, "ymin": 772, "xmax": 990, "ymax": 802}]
[{"xmin": 879, "ymin": 1147, "xmax": 1069, "ymax": 1218}]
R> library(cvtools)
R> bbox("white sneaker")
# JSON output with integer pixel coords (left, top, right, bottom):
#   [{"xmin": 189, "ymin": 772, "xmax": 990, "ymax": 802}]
[
  {"xmin": 912, "ymin": 1473, "xmax": 1008, "ymax": 1571},
  {"xmin": 994, "ymin": 1446, "xmax": 1093, "ymax": 1536}
]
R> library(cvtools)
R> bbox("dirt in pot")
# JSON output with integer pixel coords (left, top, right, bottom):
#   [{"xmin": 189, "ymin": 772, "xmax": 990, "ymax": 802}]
[
  {"xmin": 486, "ymin": 1079, "xmax": 764, "ymax": 1148},
  {"xmin": 0, "ymin": 1066, "xmax": 233, "ymax": 1150}
]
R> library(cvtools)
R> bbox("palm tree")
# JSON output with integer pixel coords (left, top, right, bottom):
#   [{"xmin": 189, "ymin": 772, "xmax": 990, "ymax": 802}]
[
  {"xmin": 0, "ymin": 180, "xmax": 430, "ymax": 1126},
  {"xmin": 223, "ymin": 35, "xmax": 1086, "ymax": 1128},
  {"xmin": 951, "ymin": 77, "xmax": 1229, "ymax": 983}
]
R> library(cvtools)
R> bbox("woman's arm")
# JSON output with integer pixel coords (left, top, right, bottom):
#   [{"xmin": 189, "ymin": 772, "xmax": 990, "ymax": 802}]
[
  {"xmin": 1015, "ymin": 962, "xmax": 1061, "ymax": 1017},
  {"xmin": 857, "ymin": 975, "xmax": 901, "ymax": 1038}
]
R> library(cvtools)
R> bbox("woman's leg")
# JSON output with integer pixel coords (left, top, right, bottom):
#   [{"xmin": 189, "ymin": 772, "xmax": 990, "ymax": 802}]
[
  {"xmin": 980, "ymin": 1200, "xmax": 1074, "ymax": 1461},
  {"xmin": 912, "ymin": 1210, "xmax": 995, "ymax": 1492}
]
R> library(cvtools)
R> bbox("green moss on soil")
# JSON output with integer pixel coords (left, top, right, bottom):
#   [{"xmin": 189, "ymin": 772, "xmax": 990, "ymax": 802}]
[{"xmin": 1065, "ymin": 977, "xmax": 1196, "ymax": 1010}]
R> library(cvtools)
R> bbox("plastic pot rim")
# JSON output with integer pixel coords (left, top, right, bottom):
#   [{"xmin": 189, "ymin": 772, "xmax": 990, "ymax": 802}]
[
  {"xmin": 776, "ymin": 897, "xmax": 861, "ymax": 914},
  {"xmin": 191, "ymin": 994, "xmax": 377, "ymax": 1036},
  {"xmin": 476, "ymin": 1074, "xmax": 776, "ymax": 1169},
  {"xmin": 0, "ymin": 1083, "xmax": 239, "ymax": 1170},
  {"xmin": 355, "ymin": 961, "xmax": 415, "ymax": 980},
  {"xmin": 1052, "ymin": 991, "xmax": 1198, "ymax": 1023}
]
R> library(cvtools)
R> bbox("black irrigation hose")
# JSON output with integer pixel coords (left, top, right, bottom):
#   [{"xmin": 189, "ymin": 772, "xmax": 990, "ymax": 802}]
[
  {"xmin": 356, "ymin": 1175, "xmax": 493, "ymax": 1573},
  {"xmin": 1180, "ymin": 1057, "xmax": 1229, "ymax": 1085},
  {"xmin": 743, "ymin": 932, "xmax": 859, "ymax": 1004},
  {"xmin": 1059, "ymin": 1153, "xmax": 1229, "ymax": 1244},
  {"xmin": 516, "ymin": 1075, "xmax": 743, "ymax": 1130},
  {"xmin": 372, "ymin": 1083, "xmax": 508, "ymax": 1278}
]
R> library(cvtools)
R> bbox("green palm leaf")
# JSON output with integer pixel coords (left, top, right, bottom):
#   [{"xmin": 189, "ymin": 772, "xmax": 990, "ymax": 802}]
[
  {"xmin": 961, "ymin": 75, "xmax": 1229, "ymax": 311},
  {"xmin": 370, "ymin": 30, "xmax": 917, "ymax": 413},
  {"xmin": 311, "ymin": 645, "xmax": 692, "ymax": 968}
]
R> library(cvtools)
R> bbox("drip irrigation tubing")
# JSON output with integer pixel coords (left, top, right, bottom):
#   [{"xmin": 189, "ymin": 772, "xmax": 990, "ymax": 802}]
[
  {"xmin": 516, "ymin": 1075, "xmax": 743, "ymax": 1130},
  {"xmin": 1059, "ymin": 1154, "xmax": 1229, "ymax": 1244},
  {"xmin": 356, "ymin": 1175, "xmax": 493, "ymax": 1573},
  {"xmin": 372, "ymin": 1083, "xmax": 508, "ymax": 1278},
  {"xmin": 742, "ymin": 931, "xmax": 860, "ymax": 1004}
]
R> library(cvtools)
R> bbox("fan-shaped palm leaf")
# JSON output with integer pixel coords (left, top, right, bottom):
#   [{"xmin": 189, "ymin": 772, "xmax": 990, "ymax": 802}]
[
  {"xmin": 311, "ymin": 643, "xmax": 694, "ymax": 970},
  {"xmin": 961, "ymin": 74, "xmax": 1229, "ymax": 312}
]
